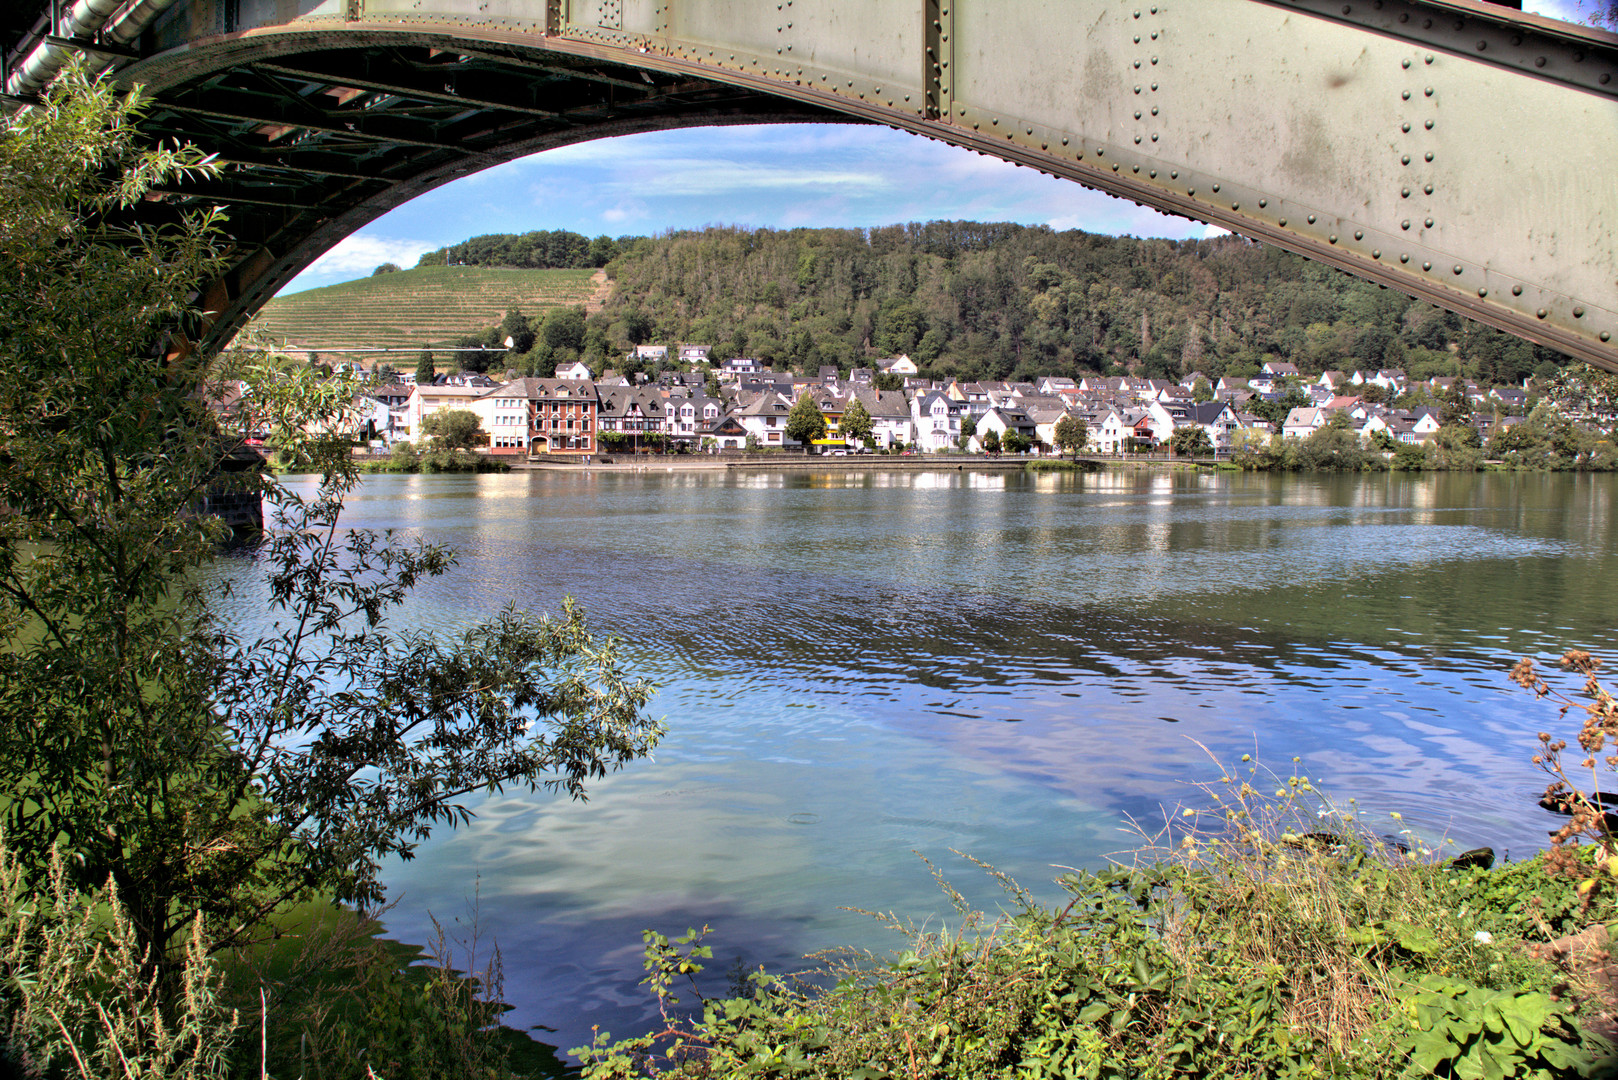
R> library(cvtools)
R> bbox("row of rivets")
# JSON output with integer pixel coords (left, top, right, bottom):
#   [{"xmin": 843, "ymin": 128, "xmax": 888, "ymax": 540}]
[
  {"xmin": 1131, "ymin": 5, "xmax": 1161, "ymax": 161},
  {"xmin": 1311, "ymin": 0, "xmax": 1618, "ymax": 94}
]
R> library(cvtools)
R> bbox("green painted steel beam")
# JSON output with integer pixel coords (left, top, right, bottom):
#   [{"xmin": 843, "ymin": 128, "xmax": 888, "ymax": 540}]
[{"xmin": 25, "ymin": 0, "xmax": 1610, "ymax": 367}]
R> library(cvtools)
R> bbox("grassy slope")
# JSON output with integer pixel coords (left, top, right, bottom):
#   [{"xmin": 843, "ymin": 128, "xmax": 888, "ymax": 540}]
[{"xmin": 250, "ymin": 266, "xmax": 600, "ymax": 350}]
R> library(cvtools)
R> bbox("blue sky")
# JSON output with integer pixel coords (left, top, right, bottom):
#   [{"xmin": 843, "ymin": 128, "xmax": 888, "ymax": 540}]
[{"xmin": 278, "ymin": 0, "xmax": 1606, "ymax": 295}]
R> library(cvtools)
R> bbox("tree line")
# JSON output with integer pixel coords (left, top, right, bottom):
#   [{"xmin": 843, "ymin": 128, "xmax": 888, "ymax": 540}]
[{"xmin": 415, "ymin": 229, "xmax": 631, "ymax": 270}]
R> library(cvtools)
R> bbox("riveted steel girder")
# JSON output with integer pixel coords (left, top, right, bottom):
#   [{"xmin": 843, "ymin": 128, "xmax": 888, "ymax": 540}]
[{"xmin": 8, "ymin": 0, "xmax": 1615, "ymax": 367}]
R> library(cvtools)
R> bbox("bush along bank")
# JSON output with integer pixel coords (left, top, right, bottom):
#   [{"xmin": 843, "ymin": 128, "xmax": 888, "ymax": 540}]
[
  {"xmin": 360, "ymin": 443, "xmax": 512, "ymax": 473},
  {"xmin": 1229, "ymin": 410, "xmax": 1618, "ymax": 473},
  {"xmin": 577, "ymin": 757, "xmax": 1617, "ymax": 1080}
]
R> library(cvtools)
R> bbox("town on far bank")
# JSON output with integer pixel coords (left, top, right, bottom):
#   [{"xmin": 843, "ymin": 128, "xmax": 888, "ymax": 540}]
[{"xmin": 241, "ymin": 336, "xmax": 1618, "ymax": 473}]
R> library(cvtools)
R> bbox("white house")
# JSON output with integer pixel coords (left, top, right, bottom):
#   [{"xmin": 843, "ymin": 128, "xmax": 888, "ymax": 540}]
[
  {"xmin": 1025, "ymin": 404, "xmax": 1081, "ymax": 451},
  {"xmin": 1182, "ymin": 401, "xmax": 1240, "ymax": 449},
  {"xmin": 974, "ymin": 405, "xmax": 1038, "ymax": 452},
  {"xmin": 911, "ymin": 390, "xmax": 963, "ymax": 452},
  {"xmin": 666, "ymin": 393, "xmax": 724, "ymax": 443},
  {"xmin": 732, "ymin": 392, "xmax": 796, "ymax": 447},
  {"xmin": 848, "ymin": 388, "xmax": 913, "ymax": 449},
  {"xmin": 1408, "ymin": 407, "xmax": 1443, "ymax": 437},
  {"xmin": 401, "ymin": 382, "xmax": 487, "ymax": 441},
  {"xmin": 1282, "ymin": 406, "xmax": 1329, "ymax": 440},
  {"xmin": 1143, "ymin": 399, "xmax": 1179, "ymax": 444},
  {"xmin": 1362, "ymin": 413, "xmax": 1423, "ymax": 444},
  {"xmin": 555, "ymin": 360, "xmax": 592, "ymax": 380},
  {"xmin": 1095, "ymin": 407, "xmax": 1150, "ymax": 454},
  {"xmin": 471, "ymin": 385, "xmax": 533, "ymax": 451},
  {"xmin": 876, "ymin": 354, "xmax": 919, "ymax": 376}
]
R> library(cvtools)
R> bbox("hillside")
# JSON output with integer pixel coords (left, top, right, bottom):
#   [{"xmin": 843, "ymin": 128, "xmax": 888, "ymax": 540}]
[
  {"xmin": 249, "ymin": 265, "xmax": 603, "ymax": 349},
  {"xmin": 588, "ymin": 224, "xmax": 1564, "ymax": 386},
  {"xmin": 282, "ymin": 224, "xmax": 1573, "ymax": 387}
]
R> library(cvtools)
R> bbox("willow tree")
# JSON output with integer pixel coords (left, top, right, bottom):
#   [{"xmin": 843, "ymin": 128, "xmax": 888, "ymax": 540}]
[{"xmin": 0, "ymin": 65, "xmax": 661, "ymax": 1005}]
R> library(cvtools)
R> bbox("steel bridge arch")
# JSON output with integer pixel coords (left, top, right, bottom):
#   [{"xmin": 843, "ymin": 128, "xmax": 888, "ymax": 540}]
[{"xmin": 5, "ymin": 0, "xmax": 1616, "ymax": 367}]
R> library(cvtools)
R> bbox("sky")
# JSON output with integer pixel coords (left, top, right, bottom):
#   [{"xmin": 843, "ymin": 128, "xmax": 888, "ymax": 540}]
[{"xmin": 277, "ymin": 0, "xmax": 1606, "ymax": 295}]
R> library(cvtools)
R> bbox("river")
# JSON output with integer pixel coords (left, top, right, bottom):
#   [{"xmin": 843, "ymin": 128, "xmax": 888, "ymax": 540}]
[{"xmin": 223, "ymin": 467, "xmax": 1618, "ymax": 1060}]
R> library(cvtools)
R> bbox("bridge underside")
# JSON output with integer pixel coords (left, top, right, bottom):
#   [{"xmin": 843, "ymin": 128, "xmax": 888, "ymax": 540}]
[
  {"xmin": 5, "ymin": 0, "xmax": 1616, "ymax": 369},
  {"xmin": 65, "ymin": 38, "xmax": 852, "ymax": 341}
]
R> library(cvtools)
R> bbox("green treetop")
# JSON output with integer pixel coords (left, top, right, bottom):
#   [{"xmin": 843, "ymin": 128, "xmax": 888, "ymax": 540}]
[
  {"xmin": 420, "ymin": 408, "xmax": 485, "ymax": 449},
  {"xmin": 840, "ymin": 394, "xmax": 874, "ymax": 444},
  {"xmin": 787, "ymin": 392, "xmax": 828, "ymax": 446},
  {"xmin": 1169, "ymin": 425, "xmax": 1214, "ymax": 458},
  {"xmin": 1053, "ymin": 413, "xmax": 1089, "ymax": 457}
]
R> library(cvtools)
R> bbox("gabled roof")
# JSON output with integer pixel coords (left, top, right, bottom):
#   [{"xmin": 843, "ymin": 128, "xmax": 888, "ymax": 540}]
[
  {"xmin": 985, "ymin": 405, "xmax": 1037, "ymax": 429},
  {"xmin": 1022, "ymin": 404, "xmax": 1071, "ymax": 424},
  {"xmin": 848, "ymin": 388, "xmax": 911, "ymax": 419},
  {"xmin": 913, "ymin": 389, "xmax": 961, "ymax": 413},
  {"xmin": 733, "ymin": 392, "xmax": 793, "ymax": 417},
  {"xmin": 1185, "ymin": 401, "xmax": 1234, "ymax": 425},
  {"xmin": 598, "ymin": 387, "xmax": 665, "ymax": 417}
]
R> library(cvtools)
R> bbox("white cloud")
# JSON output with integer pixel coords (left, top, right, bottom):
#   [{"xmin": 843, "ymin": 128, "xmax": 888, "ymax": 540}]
[
  {"xmin": 300, "ymin": 235, "xmax": 437, "ymax": 277},
  {"xmin": 276, "ymin": 235, "xmax": 439, "ymax": 295},
  {"xmin": 1203, "ymin": 224, "xmax": 1232, "ymax": 239},
  {"xmin": 601, "ymin": 198, "xmax": 650, "ymax": 224}
]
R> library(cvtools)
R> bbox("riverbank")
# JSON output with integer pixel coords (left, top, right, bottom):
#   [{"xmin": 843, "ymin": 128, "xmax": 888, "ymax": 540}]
[
  {"xmin": 513, "ymin": 454, "xmax": 1203, "ymax": 473},
  {"xmin": 577, "ymin": 763, "xmax": 1616, "ymax": 1080}
]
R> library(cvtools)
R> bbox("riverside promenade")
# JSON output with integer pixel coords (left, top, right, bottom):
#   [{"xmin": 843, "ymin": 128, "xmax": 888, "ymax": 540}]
[{"xmin": 516, "ymin": 454, "xmax": 1207, "ymax": 473}]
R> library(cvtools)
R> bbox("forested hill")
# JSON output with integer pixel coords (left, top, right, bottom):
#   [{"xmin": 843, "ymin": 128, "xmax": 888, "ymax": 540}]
[{"xmin": 427, "ymin": 223, "xmax": 1564, "ymax": 386}]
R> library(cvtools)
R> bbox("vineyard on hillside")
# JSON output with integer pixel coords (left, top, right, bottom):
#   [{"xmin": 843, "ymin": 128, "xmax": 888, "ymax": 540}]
[{"xmin": 248, "ymin": 266, "xmax": 603, "ymax": 350}]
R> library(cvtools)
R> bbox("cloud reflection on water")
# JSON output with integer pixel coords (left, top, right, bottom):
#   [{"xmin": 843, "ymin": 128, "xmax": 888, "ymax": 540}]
[{"xmin": 227, "ymin": 469, "xmax": 1618, "ymax": 1058}]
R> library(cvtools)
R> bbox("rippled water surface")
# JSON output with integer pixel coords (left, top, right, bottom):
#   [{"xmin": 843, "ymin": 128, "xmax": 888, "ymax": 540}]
[{"xmin": 223, "ymin": 468, "xmax": 1618, "ymax": 1058}]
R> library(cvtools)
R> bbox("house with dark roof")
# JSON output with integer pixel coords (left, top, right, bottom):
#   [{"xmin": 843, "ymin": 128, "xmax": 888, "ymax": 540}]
[
  {"xmin": 732, "ymin": 391, "xmax": 796, "ymax": 447},
  {"xmin": 975, "ymin": 405, "xmax": 1038, "ymax": 452},
  {"xmin": 1183, "ymin": 400, "xmax": 1240, "ymax": 448},
  {"xmin": 597, "ymin": 387, "xmax": 667, "ymax": 449},
  {"xmin": 844, "ymin": 387, "xmax": 913, "ymax": 449}
]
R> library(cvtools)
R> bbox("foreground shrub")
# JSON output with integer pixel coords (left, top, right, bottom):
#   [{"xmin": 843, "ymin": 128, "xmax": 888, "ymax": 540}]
[
  {"xmin": 0, "ymin": 841, "xmax": 236, "ymax": 1079},
  {"xmin": 577, "ymin": 760, "xmax": 1612, "ymax": 1079}
]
